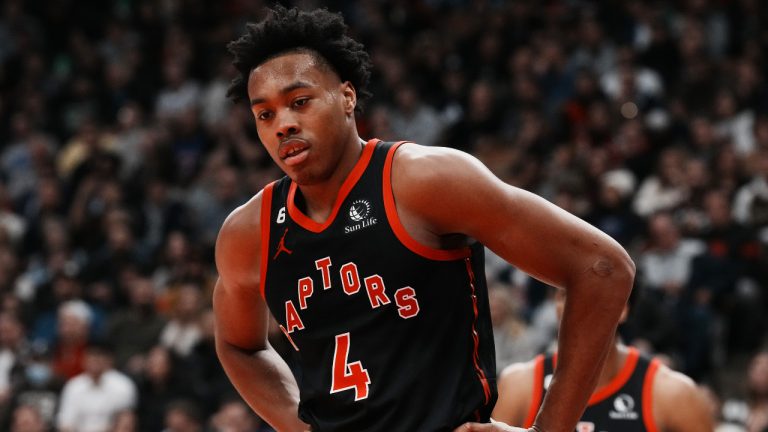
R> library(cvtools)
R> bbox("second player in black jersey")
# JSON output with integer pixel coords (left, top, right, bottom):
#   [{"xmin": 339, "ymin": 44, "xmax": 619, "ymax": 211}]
[{"xmin": 492, "ymin": 288, "xmax": 714, "ymax": 432}]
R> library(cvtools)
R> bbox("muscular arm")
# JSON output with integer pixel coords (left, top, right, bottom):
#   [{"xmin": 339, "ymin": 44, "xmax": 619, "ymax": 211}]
[
  {"xmin": 653, "ymin": 366, "xmax": 714, "ymax": 432},
  {"xmin": 393, "ymin": 145, "xmax": 634, "ymax": 432},
  {"xmin": 213, "ymin": 192, "xmax": 309, "ymax": 432}
]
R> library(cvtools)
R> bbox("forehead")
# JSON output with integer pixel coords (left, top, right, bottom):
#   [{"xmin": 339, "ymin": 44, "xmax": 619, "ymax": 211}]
[{"xmin": 247, "ymin": 52, "xmax": 338, "ymax": 98}]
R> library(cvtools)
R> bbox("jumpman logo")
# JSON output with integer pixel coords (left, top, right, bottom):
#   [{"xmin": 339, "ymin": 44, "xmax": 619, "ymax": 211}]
[{"xmin": 273, "ymin": 228, "xmax": 293, "ymax": 260}]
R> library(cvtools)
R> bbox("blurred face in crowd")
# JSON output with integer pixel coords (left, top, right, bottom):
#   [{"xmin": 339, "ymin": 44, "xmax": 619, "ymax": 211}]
[
  {"xmin": 176, "ymin": 284, "xmax": 202, "ymax": 321},
  {"xmin": 487, "ymin": 286, "xmax": 514, "ymax": 328},
  {"xmin": 199, "ymin": 309, "xmax": 215, "ymax": 341},
  {"xmin": 757, "ymin": 150, "xmax": 768, "ymax": 179},
  {"xmin": 37, "ymin": 177, "xmax": 62, "ymax": 211},
  {"xmin": 83, "ymin": 349, "xmax": 113, "ymax": 378},
  {"xmin": 649, "ymin": 213, "xmax": 680, "ymax": 251},
  {"xmin": 704, "ymin": 191, "xmax": 731, "ymax": 227},
  {"xmin": 146, "ymin": 346, "xmax": 171, "ymax": 382},
  {"xmin": 247, "ymin": 51, "xmax": 357, "ymax": 186},
  {"xmin": 164, "ymin": 407, "xmax": 201, "ymax": 432},
  {"xmin": 690, "ymin": 117, "xmax": 715, "ymax": 150},
  {"xmin": 129, "ymin": 277, "xmax": 155, "ymax": 309},
  {"xmin": 685, "ymin": 158, "xmax": 709, "ymax": 189},
  {"xmin": 58, "ymin": 308, "xmax": 89, "ymax": 344},
  {"xmin": 394, "ymin": 85, "xmax": 418, "ymax": 113},
  {"xmin": 0, "ymin": 313, "xmax": 23, "ymax": 348},
  {"xmin": 111, "ymin": 410, "xmax": 138, "ymax": 432},
  {"xmin": 748, "ymin": 352, "xmax": 768, "ymax": 400},
  {"xmin": 658, "ymin": 148, "xmax": 686, "ymax": 185},
  {"xmin": 165, "ymin": 231, "xmax": 189, "ymax": 263},
  {"xmin": 214, "ymin": 166, "xmax": 240, "ymax": 203},
  {"xmin": 10, "ymin": 405, "xmax": 45, "ymax": 432},
  {"xmin": 213, "ymin": 401, "xmax": 258, "ymax": 432}
]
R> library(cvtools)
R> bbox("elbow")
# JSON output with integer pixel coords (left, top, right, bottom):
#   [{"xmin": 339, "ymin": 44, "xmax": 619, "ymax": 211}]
[
  {"xmin": 589, "ymin": 248, "xmax": 635, "ymax": 301},
  {"xmin": 613, "ymin": 248, "xmax": 636, "ymax": 285},
  {"xmin": 610, "ymin": 249, "xmax": 636, "ymax": 301}
]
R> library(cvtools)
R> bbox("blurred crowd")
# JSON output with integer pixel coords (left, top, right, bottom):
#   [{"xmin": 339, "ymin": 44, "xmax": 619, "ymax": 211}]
[{"xmin": 0, "ymin": 0, "xmax": 767, "ymax": 431}]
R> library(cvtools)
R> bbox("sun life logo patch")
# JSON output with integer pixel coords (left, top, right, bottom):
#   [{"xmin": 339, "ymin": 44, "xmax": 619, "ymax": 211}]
[
  {"xmin": 349, "ymin": 200, "xmax": 371, "ymax": 222},
  {"xmin": 609, "ymin": 393, "xmax": 639, "ymax": 420},
  {"xmin": 344, "ymin": 199, "xmax": 377, "ymax": 234}
]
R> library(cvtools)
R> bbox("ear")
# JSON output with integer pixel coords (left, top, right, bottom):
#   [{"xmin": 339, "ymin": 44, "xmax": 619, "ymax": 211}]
[{"xmin": 341, "ymin": 81, "xmax": 357, "ymax": 115}]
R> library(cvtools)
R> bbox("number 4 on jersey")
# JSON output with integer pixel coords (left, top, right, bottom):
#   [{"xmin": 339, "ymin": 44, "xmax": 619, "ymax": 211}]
[{"xmin": 330, "ymin": 333, "xmax": 370, "ymax": 401}]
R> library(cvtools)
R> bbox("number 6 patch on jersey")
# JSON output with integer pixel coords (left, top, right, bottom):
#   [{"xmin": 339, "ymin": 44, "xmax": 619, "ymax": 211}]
[{"xmin": 330, "ymin": 333, "xmax": 371, "ymax": 401}]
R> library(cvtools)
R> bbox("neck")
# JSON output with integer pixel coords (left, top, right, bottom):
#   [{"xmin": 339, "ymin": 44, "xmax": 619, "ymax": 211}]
[
  {"xmin": 88, "ymin": 371, "xmax": 106, "ymax": 383},
  {"xmin": 595, "ymin": 342, "xmax": 626, "ymax": 389},
  {"xmin": 298, "ymin": 133, "xmax": 365, "ymax": 222}
]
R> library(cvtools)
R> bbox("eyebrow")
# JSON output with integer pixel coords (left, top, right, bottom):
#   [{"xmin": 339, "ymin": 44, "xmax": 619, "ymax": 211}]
[{"xmin": 250, "ymin": 81, "xmax": 313, "ymax": 106}]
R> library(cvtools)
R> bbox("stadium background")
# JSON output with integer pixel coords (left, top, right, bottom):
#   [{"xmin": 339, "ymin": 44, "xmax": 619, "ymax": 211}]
[{"xmin": 0, "ymin": 0, "xmax": 767, "ymax": 430}]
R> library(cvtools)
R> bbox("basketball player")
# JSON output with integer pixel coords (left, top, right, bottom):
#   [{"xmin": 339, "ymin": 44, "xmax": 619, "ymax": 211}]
[
  {"xmin": 491, "ymin": 288, "xmax": 713, "ymax": 432},
  {"xmin": 213, "ymin": 6, "xmax": 634, "ymax": 432}
]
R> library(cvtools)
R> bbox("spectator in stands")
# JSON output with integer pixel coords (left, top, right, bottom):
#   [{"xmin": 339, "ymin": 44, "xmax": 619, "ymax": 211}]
[
  {"xmin": 159, "ymin": 283, "xmax": 203, "ymax": 358},
  {"xmin": 633, "ymin": 147, "xmax": 690, "ymax": 217},
  {"xmin": 162, "ymin": 399, "xmax": 203, "ymax": 432},
  {"xmin": 56, "ymin": 341, "xmax": 137, "ymax": 432},
  {"xmin": 135, "ymin": 345, "xmax": 191, "ymax": 432},
  {"xmin": 107, "ymin": 276, "xmax": 165, "ymax": 371},
  {"xmin": 209, "ymin": 399, "xmax": 265, "ymax": 432},
  {"xmin": 733, "ymin": 149, "xmax": 768, "ymax": 241},
  {"xmin": 9, "ymin": 404, "xmax": 47, "ymax": 432},
  {"xmin": 487, "ymin": 283, "xmax": 539, "ymax": 369}
]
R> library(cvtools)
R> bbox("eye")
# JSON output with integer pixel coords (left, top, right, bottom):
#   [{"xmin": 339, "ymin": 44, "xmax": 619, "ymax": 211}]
[
  {"xmin": 257, "ymin": 111, "xmax": 272, "ymax": 121},
  {"xmin": 293, "ymin": 97, "xmax": 310, "ymax": 108}
]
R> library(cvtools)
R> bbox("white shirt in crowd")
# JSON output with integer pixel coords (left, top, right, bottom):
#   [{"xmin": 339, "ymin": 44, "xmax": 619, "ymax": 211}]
[{"xmin": 56, "ymin": 369, "xmax": 137, "ymax": 432}]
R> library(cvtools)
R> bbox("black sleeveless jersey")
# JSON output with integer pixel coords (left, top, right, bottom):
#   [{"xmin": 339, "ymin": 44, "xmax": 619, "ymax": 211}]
[
  {"xmin": 525, "ymin": 347, "xmax": 661, "ymax": 432},
  {"xmin": 259, "ymin": 140, "xmax": 497, "ymax": 432}
]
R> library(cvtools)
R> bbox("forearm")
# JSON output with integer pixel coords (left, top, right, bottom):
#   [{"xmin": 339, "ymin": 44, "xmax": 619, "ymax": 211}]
[
  {"xmin": 216, "ymin": 339, "xmax": 309, "ymax": 432},
  {"xmin": 534, "ymin": 263, "xmax": 633, "ymax": 431}
]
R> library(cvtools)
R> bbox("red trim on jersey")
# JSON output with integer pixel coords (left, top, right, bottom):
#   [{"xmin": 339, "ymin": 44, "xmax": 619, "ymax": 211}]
[
  {"xmin": 642, "ymin": 358, "xmax": 661, "ymax": 432},
  {"xmin": 382, "ymin": 142, "xmax": 471, "ymax": 261},
  {"xmin": 587, "ymin": 347, "xmax": 640, "ymax": 406},
  {"xmin": 465, "ymin": 259, "xmax": 492, "ymax": 406},
  {"xmin": 286, "ymin": 139, "xmax": 377, "ymax": 233},
  {"xmin": 524, "ymin": 355, "xmax": 545, "ymax": 428},
  {"xmin": 259, "ymin": 182, "xmax": 275, "ymax": 299},
  {"xmin": 279, "ymin": 325, "xmax": 300, "ymax": 352}
]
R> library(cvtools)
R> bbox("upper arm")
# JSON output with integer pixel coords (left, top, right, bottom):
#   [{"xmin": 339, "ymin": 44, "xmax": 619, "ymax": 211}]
[
  {"xmin": 492, "ymin": 361, "xmax": 536, "ymax": 426},
  {"xmin": 213, "ymin": 192, "xmax": 270, "ymax": 351},
  {"xmin": 391, "ymin": 145, "xmax": 635, "ymax": 290},
  {"xmin": 653, "ymin": 366, "xmax": 714, "ymax": 432}
]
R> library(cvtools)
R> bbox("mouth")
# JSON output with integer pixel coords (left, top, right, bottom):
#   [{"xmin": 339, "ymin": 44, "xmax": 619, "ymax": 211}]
[{"xmin": 278, "ymin": 139, "xmax": 310, "ymax": 166}]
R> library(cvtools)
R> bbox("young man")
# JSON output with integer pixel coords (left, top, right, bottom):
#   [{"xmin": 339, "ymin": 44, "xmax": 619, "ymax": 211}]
[
  {"xmin": 492, "ymin": 289, "xmax": 714, "ymax": 432},
  {"xmin": 213, "ymin": 6, "xmax": 634, "ymax": 432}
]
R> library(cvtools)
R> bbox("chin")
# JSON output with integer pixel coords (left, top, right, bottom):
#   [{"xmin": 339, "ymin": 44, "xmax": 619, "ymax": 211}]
[
  {"xmin": 290, "ymin": 171, "xmax": 322, "ymax": 186},
  {"xmin": 290, "ymin": 165, "xmax": 334, "ymax": 186}
]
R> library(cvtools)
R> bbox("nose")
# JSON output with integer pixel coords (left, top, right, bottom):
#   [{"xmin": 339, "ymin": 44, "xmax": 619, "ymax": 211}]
[{"xmin": 276, "ymin": 110, "xmax": 300, "ymax": 139}]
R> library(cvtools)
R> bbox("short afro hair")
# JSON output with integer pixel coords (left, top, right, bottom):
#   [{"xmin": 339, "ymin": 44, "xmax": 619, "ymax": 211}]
[{"xmin": 227, "ymin": 6, "xmax": 373, "ymax": 111}]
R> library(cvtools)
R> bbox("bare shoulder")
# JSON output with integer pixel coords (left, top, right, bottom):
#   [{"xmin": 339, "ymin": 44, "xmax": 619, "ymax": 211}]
[
  {"xmin": 215, "ymin": 190, "xmax": 265, "ymax": 286},
  {"xmin": 391, "ymin": 143, "xmax": 491, "ymax": 189},
  {"xmin": 213, "ymin": 190, "xmax": 271, "ymax": 350},
  {"xmin": 218, "ymin": 191, "xmax": 263, "ymax": 241},
  {"xmin": 652, "ymin": 362, "xmax": 714, "ymax": 431},
  {"xmin": 390, "ymin": 143, "xmax": 511, "ymax": 234},
  {"xmin": 653, "ymin": 363, "xmax": 701, "ymax": 401},
  {"xmin": 499, "ymin": 359, "xmax": 538, "ymax": 384}
]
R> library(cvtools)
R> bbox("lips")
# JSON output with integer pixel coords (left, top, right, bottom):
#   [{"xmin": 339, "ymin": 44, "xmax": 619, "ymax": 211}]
[{"xmin": 278, "ymin": 139, "xmax": 310, "ymax": 166}]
